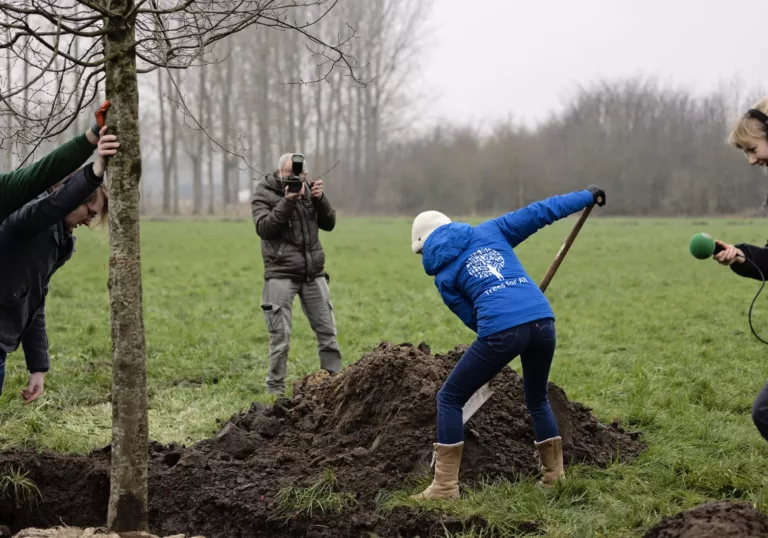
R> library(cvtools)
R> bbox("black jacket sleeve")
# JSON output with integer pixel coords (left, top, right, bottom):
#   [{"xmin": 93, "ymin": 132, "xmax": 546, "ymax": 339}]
[
  {"xmin": 730, "ymin": 242, "xmax": 768, "ymax": 281},
  {"xmin": 314, "ymin": 194, "xmax": 336, "ymax": 232},
  {"xmin": 251, "ymin": 188, "xmax": 298, "ymax": 240},
  {"xmin": 21, "ymin": 307, "xmax": 49, "ymax": 373},
  {"xmin": 0, "ymin": 133, "xmax": 96, "ymax": 223},
  {"xmin": 4, "ymin": 163, "xmax": 102, "ymax": 237}
]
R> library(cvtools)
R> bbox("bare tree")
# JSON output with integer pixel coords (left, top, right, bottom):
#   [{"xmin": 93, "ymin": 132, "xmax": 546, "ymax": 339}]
[
  {"xmin": 205, "ymin": 62, "xmax": 215, "ymax": 214},
  {"xmin": 157, "ymin": 67, "xmax": 172, "ymax": 213},
  {"xmin": 177, "ymin": 63, "xmax": 206, "ymax": 215},
  {"xmin": 256, "ymin": 27, "xmax": 272, "ymax": 178},
  {"xmin": 170, "ymin": 71, "xmax": 181, "ymax": 214},
  {"xmin": 0, "ymin": 0, "xmax": 361, "ymax": 532},
  {"xmin": 220, "ymin": 49, "xmax": 232, "ymax": 206}
]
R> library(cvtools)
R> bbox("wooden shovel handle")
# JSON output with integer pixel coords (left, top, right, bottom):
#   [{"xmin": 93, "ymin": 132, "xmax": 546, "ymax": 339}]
[{"xmin": 538, "ymin": 204, "xmax": 594, "ymax": 293}]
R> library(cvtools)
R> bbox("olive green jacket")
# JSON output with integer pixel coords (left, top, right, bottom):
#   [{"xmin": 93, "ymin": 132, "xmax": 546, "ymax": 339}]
[{"xmin": 0, "ymin": 133, "xmax": 96, "ymax": 223}]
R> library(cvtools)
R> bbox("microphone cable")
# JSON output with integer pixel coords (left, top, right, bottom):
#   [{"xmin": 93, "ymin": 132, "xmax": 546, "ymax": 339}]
[{"xmin": 740, "ymin": 255, "xmax": 768, "ymax": 345}]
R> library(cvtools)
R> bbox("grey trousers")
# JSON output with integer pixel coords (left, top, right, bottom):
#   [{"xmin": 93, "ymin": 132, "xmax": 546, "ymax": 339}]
[{"xmin": 261, "ymin": 277, "xmax": 342, "ymax": 394}]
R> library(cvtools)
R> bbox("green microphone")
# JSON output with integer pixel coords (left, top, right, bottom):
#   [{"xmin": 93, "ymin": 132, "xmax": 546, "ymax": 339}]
[
  {"xmin": 689, "ymin": 232, "xmax": 768, "ymax": 346},
  {"xmin": 689, "ymin": 232, "xmax": 724, "ymax": 259}
]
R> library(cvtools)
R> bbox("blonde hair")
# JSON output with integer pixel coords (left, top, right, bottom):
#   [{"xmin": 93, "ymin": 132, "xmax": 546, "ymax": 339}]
[
  {"xmin": 728, "ymin": 97, "xmax": 768, "ymax": 149},
  {"xmin": 85, "ymin": 183, "xmax": 109, "ymax": 229},
  {"xmin": 51, "ymin": 168, "xmax": 109, "ymax": 228}
]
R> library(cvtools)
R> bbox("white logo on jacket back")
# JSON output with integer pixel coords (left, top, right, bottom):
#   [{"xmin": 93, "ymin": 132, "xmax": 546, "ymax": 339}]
[{"xmin": 466, "ymin": 248, "xmax": 505, "ymax": 281}]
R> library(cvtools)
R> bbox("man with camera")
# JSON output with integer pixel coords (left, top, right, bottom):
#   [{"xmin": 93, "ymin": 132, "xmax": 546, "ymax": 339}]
[{"xmin": 251, "ymin": 153, "xmax": 341, "ymax": 395}]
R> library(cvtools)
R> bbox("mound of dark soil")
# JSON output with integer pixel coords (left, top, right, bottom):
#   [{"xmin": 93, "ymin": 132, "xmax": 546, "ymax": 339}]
[
  {"xmin": 642, "ymin": 501, "xmax": 768, "ymax": 538},
  {"xmin": 0, "ymin": 342, "xmax": 645, "ymax": 538}
]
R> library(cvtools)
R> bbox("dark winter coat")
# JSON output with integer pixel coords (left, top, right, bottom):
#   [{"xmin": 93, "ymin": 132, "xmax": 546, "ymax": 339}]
[
  {"xmin": 250, "ymin": 172, "xmax": 336, "ymax": 281},
  {"xmin": 731, "ymin": 242, "xmax": 768, "ymax": 281},
  {"xmin": 0, "ymin": 163, "xmax": 102, "ymax": 373}
]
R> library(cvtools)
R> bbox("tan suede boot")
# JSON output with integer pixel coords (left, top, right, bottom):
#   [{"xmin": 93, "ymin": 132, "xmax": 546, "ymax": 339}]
[
  {"xmin": 534, "ymin": 436, "xmax": 565, "ymax": 486},
  {"xmin": 410, "ymin": 441, "xmax": 464, "ymax": 500}
]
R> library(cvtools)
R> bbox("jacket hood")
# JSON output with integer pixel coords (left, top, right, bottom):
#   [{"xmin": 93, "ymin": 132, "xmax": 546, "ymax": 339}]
[
  {"xmin": 421, "ymin": 222, "xmax": 472, "ymax": 276},
  {"xmin": 261, "ymin": 171, "xmax": 282, "ymax": 193}
]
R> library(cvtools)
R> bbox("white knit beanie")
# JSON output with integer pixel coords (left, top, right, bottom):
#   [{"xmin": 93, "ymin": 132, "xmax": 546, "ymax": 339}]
[{"xmin": 411, "ymin": 210, "xmax": 451, "ymax": 254}]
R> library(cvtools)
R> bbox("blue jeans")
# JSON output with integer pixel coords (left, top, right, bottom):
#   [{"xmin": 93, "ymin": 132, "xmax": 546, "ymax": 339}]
[{"xmin": 437, "ymin": 318, "xmax": 559, "ymax": 444}]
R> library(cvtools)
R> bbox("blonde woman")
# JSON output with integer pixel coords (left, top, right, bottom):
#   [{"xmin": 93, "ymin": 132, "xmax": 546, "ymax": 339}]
[{"xmin": 712, "ymin": 99, "xmax": 768, "ymax": 440}]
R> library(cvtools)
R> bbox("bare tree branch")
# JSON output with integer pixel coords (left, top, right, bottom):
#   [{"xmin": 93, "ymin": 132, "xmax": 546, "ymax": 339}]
[
  {"xmin": 0, "ymin": 13, "xmax": 61, "ymax": 101},
  {"xmin": 0, "ymin": 0, "xmax": 368, "ymax": 180},
  {"xmin": 163, "ymin": 65, "xmax": 268, "ymax": 177}
]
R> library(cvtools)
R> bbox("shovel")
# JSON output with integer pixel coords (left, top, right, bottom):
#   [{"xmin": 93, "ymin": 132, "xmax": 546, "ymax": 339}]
[{"xmin": 461, "ymin": 203, "xmax": 596, "ymax": 424}]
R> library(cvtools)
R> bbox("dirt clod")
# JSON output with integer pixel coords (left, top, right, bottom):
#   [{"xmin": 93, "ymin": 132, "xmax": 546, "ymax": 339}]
[
  {"xmin": 0, "ymin": 342, "xmax": 645, "ymax": 538},
  {"xmin": 642, "ymin": 500, "xmax": 768, "ymax": 538}
]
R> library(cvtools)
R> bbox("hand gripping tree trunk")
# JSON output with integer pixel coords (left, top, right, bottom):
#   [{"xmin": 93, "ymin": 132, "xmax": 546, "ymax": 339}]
[{"xmin": 103, "ymin": 1, "xmax": 149, "ymax": 532}]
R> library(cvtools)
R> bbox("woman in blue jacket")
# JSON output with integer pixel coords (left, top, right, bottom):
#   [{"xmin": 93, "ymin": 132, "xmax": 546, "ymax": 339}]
[{"xmin": 410, "ymin": 185, "xmax": 605, "ymax": 500}]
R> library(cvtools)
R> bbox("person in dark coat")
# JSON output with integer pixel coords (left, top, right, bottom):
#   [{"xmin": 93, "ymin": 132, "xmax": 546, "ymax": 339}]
[
  {"xmin": 250, "ymin": 153, "xmax": 341, "ymax": 395},
  {"xmin": 0, "ymin": 125, "xmax": 119, "ymax": 403}
]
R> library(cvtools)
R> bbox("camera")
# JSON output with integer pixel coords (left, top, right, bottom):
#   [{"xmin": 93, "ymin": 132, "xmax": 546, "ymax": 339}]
[{"xmin": 282, "ymin": 154, "xmax": 305, "ymax": 194}]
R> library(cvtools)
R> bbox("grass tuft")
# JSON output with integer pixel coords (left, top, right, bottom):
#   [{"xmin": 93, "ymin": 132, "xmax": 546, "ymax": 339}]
[
  {"xmin": 273, "ymin": 468, "xmax": 357, "ymax": 520},
  {"xmin": 0, "ymin": 466, "xmax": 42, "ymax": 508}
]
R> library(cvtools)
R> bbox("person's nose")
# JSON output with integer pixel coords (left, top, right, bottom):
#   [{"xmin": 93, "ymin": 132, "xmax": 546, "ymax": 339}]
[{"xmin": 749, "ymin": 154, "xmax": 759, "ymax": 165}]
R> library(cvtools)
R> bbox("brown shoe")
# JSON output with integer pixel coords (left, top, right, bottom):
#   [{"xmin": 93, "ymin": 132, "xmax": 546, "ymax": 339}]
[
  {"xmin": 534, "ymin": 436, "xmax": 565, "ymax": 485},
  {"xmin": 410, "ymin": 442, "xmax": 464, "ymax": 500}
]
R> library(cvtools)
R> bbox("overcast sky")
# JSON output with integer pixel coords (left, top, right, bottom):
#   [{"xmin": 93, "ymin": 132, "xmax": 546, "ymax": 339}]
[{"xmin": 420, "ymin": 0, "xmax": 768, "ymax": 128}]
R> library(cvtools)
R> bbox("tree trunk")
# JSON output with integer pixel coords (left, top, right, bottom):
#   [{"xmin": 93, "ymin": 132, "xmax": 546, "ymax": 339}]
[
  {"xmin": 297, "ymin": 83, "xmax": 306, "ymax": 154},
  {"xmin": 342, "ymin": 82, "xmax": 354, "ymax": 192},
  {"xmin": 354, "ymin": 87, "xmax": 364, "ymax": 209},
  {"xmin": 363, "ymin": 87, "xmax": 378, "ymax": 202},
  {"xmin": 192, "ymin": 66, "xmax": 205, "ymax": 214},
  {"xmin": 103, "ymin": 1, "xmax": 149, "ymax": 532},
  {"xmin": 314, "ymin": 66, "xmax": 323, "ymax": 173},
  {"xmin": 170, "ymin": 73, "xmax": 180, "ymax": 215},
  {"xmin": 22, "ymin": 34, "xmax": 29, "ymax": 159},
  {"xmin": 158, "ymin": 69, "xmax": 171, "ymax": 214},
  {"xmin": 192, "ymin": 154, "xmax": 202, "ymax": 214},
  {"xmin": 246, "ymin": 85, "xmax": 256, "ymax": 196},
  {"xmin": 287, "ymin": 91, "xmax": 296, "ymax": 151},
  {"xmin": 221, "ymin": 53, "xmax": 232, "ymax": 206},
  {"xmin": 69, "ymin": 36, "xmax": 80, "ymax": 139},
  {"xmin": 5, "ymin": 27, "xmax": 13, "ymax": 169},
  {"xmin": 285, "ymin": 36, "xmax": 296, "ymax": 150},
  {"xmin": 258, "ymin": 29, "xmax": 272, "ymax": 175},
  {"xmin": 294, "ymin": 38, "xmax": 307, "ymax": 154},
  {"xmin": 208, "ymin": 150, "xmax": 214, "ymax": 215},
  {"xmin": 207, "ymin": 72, "xmax": 215, "ymax": 215},
  {"xmin": 331, "ymin": 71, "xmax": 341, "ymax": 169}
]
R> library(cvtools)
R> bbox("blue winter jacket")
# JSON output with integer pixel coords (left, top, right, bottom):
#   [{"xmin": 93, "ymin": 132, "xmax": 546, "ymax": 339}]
[{"xmin": 421, "ymin": 190, "xmax": 594, "ymax": 338}]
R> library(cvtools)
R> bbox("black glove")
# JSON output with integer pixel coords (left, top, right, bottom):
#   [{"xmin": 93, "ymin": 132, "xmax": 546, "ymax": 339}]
[{"xmin": 587, "ymin": 185, "xmax": 605, "ymax": 206}]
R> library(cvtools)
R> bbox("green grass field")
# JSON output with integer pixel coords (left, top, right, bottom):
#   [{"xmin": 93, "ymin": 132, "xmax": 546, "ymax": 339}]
[{"xmin": 3, "ymin": 215, "xmax": 768, "ymax": 536}]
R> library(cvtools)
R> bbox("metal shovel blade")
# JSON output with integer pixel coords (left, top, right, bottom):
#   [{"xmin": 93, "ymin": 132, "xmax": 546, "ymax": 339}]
[{"xmin": 462, "ymin": 382, "xmax": 494, "ymax": 424}]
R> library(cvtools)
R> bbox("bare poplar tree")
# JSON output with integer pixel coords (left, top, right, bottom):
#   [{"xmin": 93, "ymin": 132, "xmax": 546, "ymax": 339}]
[{"xmin": 0, "ymin": 0, "xmax": 360, "ymax": 532}]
